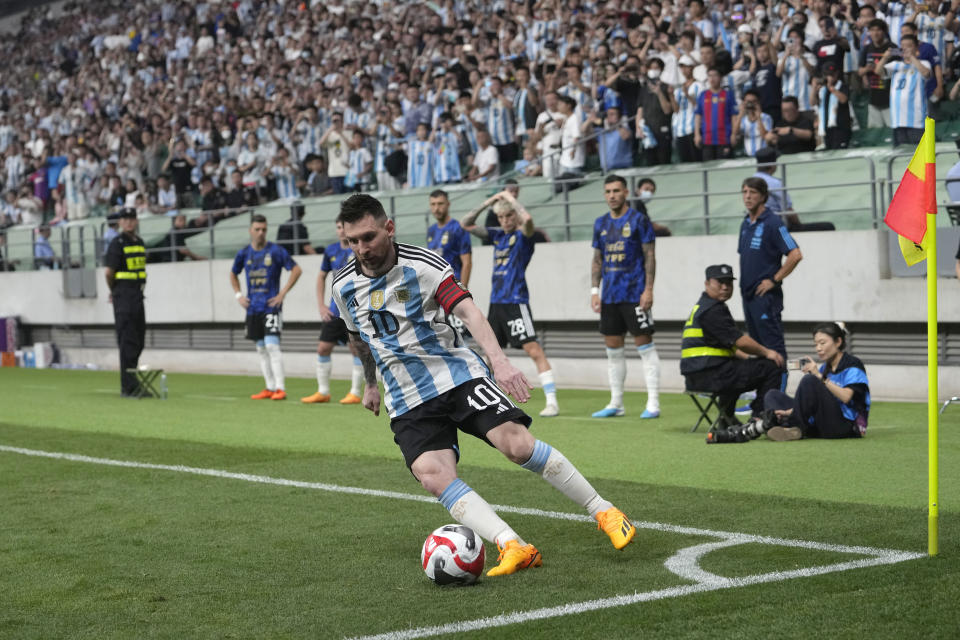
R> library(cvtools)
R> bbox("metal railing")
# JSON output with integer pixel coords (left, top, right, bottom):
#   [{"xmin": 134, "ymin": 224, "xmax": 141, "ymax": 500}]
[{"xmin": 3, "ymin": 148, "xmax": 959, "ymax": 272}]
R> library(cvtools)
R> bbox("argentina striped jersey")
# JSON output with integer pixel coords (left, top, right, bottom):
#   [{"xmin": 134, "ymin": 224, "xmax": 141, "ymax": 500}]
[
  {"xmin": 672, "ymin": 81, "xmax": 702, "ymax": 137},
  {"xmin": 433, "ymin": 130, "xmax": 461, "ymax": 183},
  {"xmin": 331, "ymin": 243, "xmax": 489, "ymax": 417},
  {"xmin": 407, "ymin": 139, "xmax": 435, "ymax": 188},
  {"xmin": 739, "ymin": 112, "xmax": 773, "ymax": 157},
  {"xmin": 886, "ymin": 60, "xmax": 930, "ymax": 128},
  {"xmin": 779, "ymin": 53, "xmax": 815, "ymax": 110},
  {"xmin": 486, "ymin": 98, "xmax": 515, "ymax": 146}
]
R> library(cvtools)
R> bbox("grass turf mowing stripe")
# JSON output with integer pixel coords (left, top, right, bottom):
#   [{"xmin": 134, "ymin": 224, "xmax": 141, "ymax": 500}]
[
  {"xmin": 345, "ymin": 552, "xmax": 923, "ymax": 640},
  {"xmin": 0, "ymin": 443, "xmax": 923, "ymax": 561},
  {"xmin": 0, "ymin": 443, "xmax": 928, "ymax": 639}
]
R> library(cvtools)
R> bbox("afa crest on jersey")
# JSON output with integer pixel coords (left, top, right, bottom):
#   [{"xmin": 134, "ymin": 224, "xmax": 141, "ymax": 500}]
[
  {"xmin": 440, "ymin": 231, "xmax": 449, "ymax": 246},
  {"xmin": 622, "ymin": 222, "xmax": 631, "ymax": 238},
  {"xmin": 371, "ymin": 290, "xmax": 385, "ymax": 309},
  {"xmin": 395, "ymin": 288, "xmax": 410, "ymax": 303},
  {"xmin": 508, "ymin": 235, "xmax": 516, "ymax": 246},
  {"xmin": 264, "ymin": 254, "xmax": 273, "ymax": 266}
]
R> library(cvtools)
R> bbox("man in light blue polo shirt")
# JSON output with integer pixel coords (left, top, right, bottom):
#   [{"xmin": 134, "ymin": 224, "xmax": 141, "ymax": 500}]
[
  {"xmin": 752, "ymin": 147, "xmax": 800, "ymax": 231},
  {"xmin": 588, "ymin": 105, "xmax": 634, "ymax": 172}
]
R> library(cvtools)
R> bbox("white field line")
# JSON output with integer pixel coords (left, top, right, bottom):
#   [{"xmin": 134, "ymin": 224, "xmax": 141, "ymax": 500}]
[{"xmin": 0, "ymin": 444, "xmax": 926, "ymax": 639}]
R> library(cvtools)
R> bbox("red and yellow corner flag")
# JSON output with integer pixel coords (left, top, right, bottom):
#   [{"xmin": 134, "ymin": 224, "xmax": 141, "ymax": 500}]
[{"xmin": 884, "ymin": 118, "xmax": 937, "ymax": 266}]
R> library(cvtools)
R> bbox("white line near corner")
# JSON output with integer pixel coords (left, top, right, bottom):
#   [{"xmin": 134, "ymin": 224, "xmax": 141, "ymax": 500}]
[{"xmin": 0, "ymin": 444, "xmax": 926, "ymax": 640}]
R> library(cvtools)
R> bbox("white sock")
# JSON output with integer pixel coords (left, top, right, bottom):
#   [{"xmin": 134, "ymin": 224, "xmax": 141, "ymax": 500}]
[
  {"xmin": 350, "ymin": 356, "xmax": 363, "ymax": 396},
  {"xmin": 521, "ymin": 440, "xmax": 612, "ymax": 518},
  {"xmin": 256, "ymin": 344, "xmax": 275, "ymax": 391},
  {"xmin": 266, "ymin": 342, "xmax": 285, "ymax": 391},
  {"xmin": 637, "ymin": 342, "xmax": 660, "ymax": 412},
  {"xmin": 606, "ymin": 347, "xmax": 626, "ymax": 408},
  {"xmin": 538, "ymin": 369, "xmax": 557, "ymax": 407},
  {"xmin": 316, "ymin": 354, "xmax": 332, "ymax": 395},
  {"xmin": 438, "ymin": 479, "xmax": 522, "ymax": 548}
]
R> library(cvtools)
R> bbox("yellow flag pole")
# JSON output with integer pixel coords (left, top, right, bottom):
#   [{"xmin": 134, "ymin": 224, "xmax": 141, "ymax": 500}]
[{"xmin": 927, "ymin": 207, "xmax": 939, "ymax": 556}]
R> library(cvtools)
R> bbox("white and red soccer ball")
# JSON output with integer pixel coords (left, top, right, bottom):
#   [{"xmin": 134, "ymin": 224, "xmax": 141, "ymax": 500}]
[{"xmin": 421, "ymin": 524, "xmax": 485, "ymax": 585}]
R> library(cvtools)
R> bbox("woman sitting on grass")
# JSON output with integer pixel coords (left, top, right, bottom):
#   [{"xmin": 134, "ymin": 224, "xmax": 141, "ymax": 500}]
[{"xmin": 709, "ymin": 322, "xmax": 870, "ymax": 443}]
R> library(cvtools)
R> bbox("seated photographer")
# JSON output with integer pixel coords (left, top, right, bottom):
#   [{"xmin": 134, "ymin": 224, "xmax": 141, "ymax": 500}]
[
  {"xmin": 681, "ymin": 264, "xmax": 784, "ymax": 425},
  {"xmin": 710, "ymin": 322, "xmax": 869, "ymax": 443}
]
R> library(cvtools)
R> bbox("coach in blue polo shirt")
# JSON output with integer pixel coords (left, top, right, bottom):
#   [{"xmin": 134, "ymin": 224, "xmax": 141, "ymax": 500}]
[{"xmin": 738, "ymin": 176, "xmax": 803, "ymax": 376}]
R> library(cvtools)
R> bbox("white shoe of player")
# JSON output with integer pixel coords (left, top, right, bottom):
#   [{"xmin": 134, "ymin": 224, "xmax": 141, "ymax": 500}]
[{"xmin": 539, "ymin": 403, "xmax": 559, "ymax": 417}]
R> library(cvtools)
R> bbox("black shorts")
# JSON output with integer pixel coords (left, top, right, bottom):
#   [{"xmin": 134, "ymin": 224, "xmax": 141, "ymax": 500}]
[
  {"xmin": 245, "ymin": 312, "xmax": 282, "ymax": 341},
  {"xmin": 390, "ymin": 377, "xmax": 532, "ymax": 469},
  {"xmin": 318, "ymin": 317, "xmax": 349, "ymax": 345},
  {"xmin": 600, "ymin": 303, "xmax": 655, "ymax": 337},
  {"xmin": 488, "ymin": 303, "xmax": 538, "ymax": 349}
]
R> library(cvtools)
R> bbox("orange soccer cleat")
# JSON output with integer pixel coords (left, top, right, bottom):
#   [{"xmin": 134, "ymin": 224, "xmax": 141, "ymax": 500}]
[
  {"xmin": 271, "ymin": 390, "xmax": 287, "ymax": 401},
  {"xmin": 251, "ymin": 389, "xmax": 275, "ymax": 400},
  {"xmin": 339, "ymin": 392, "xmax": 363, "ymax": 405},
  {"xmin": 301, "ymin": 392, "xmax": 332, "ymax": 404}
]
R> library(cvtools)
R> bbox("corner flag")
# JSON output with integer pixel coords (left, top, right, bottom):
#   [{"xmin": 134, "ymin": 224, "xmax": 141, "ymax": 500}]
[{"xmin": 884, "ymin": 118, "xmax": 937, "ymax": 265}]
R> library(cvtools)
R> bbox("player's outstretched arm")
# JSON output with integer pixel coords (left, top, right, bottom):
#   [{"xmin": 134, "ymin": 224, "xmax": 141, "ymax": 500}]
[
  {"xmin": 349, "ymin": 333, "xmax": 382, "ymax": 415},
  {"xmin": 453, "ymin": 297, "xmax": 533, "ymax": 403}
]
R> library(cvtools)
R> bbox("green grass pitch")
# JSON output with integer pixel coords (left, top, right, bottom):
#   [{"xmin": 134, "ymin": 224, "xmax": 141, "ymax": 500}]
[{"xmin": 2, "ymin": 367, "xmax": 960, "ymax": 639}]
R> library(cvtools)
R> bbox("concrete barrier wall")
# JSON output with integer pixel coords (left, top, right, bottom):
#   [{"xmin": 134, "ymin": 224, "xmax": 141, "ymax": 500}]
[{"xmin": 3, "ymin": 229, "xmax": 959, "ymax": 325}]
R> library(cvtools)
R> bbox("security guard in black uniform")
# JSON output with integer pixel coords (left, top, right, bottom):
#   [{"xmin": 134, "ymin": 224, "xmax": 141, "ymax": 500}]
[
  {"xmin": 104, "ymin": 208, "xmax": 147, "ymax": 396},
  {"xmin": 680, "ymin": 264, "xmax": 784, "ymax": 423}
]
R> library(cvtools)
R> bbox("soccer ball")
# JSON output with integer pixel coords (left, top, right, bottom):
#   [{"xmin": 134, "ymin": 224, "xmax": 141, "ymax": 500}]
[{"xmin": 421, "ymin": 524, "xmax": 485, "ymax": 585}]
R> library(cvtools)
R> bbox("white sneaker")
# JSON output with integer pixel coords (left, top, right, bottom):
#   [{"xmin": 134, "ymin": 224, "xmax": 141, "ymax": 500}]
[{"xmin": 539, "ymin": 403, "xmax": 559, "ymax": 417}]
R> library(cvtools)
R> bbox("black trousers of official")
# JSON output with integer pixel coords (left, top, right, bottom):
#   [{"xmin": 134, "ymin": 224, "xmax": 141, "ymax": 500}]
[
  {"xmin": 763, "ymin": 375, "xmax": 860, "ymax": 439},
  {"xmin": 114, "ymin": 303, "xmax": 146, "ymax": 395},
  {"xmin": 684, "ymin": 358, "xmax": 782, "ymax": 421},
  {"xmin": 643, "ymin": 131, "xmax": 673, "ymax": 166}
]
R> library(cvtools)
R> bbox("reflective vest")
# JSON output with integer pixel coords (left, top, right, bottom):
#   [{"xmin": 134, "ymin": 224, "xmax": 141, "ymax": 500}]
[
  {"xmin": 107, "ymin": 232, "xmax": 147, "ymax": 306},
  {"xmin": 680, "ymin": 293, "xmax": 736, "ymax": 375}
]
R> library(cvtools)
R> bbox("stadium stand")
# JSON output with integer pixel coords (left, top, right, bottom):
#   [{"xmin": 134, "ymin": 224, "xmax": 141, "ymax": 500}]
[{"xmin": 2, "ymin": 0, "xmax": 960, "ymax": 268}]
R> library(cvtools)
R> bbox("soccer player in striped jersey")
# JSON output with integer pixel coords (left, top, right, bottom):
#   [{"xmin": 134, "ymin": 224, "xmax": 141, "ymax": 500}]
[
  {"xmin": 431, "ymin": 114, "xmax": 461, "ymax": 184},
  {"xmin": 777, "ymin": 28, "xmax": 816, "ymax": 110},
  {"xmin": 878, "ymin": 34, "xmax": 931, "ymax": 146},
  {"xmin": 590, "ymin": 175, "xmax": 661, "ymax": 419},
  {"xmin": 671, "ymin": 55, "xmax": 703, "ymax": 163},
  {"xmin": 406, "ymin": 123, "xmax": 435, "ymax": 189},
  {"xmin": 229, "ymin": 215, "xmax": 303, "ymax": 401},
  {"xmin": 301, "ymin": 221, "xmax": 364, "ymax": 405},
  {"xmin": 331, "ymin": 193, "xmax": 636, "ymax": 577}
]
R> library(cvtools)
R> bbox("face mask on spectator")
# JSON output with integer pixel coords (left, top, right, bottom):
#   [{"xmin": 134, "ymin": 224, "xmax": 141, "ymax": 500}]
[
  {"xmin": 638, "ymin": 189, "xmax": 654, "ymax": 203},
  {"xmin": 647, "ymin": 69, "xmax": 661, "ymax": 80},
  {"xmin": 754, "ymin": 8, "xmax": 766, "ymax": 18}
]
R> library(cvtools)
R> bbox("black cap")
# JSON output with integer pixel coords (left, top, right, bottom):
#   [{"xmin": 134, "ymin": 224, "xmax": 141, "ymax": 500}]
[
  {"xmin": 118, "ymin": 208, "xmax": 137, "ymax": 219},
  {"xmin": 706, "ymin": 264, "xmax": 736, "ymax": 280},
  {"xmin": 756, "ymin": 147, "xmax": 778, "ymax": 165}
]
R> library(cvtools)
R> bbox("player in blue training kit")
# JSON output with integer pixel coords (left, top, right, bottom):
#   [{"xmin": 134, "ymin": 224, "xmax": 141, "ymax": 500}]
[
  {"xmin": 229, "ymin": 214, "xmax": 302, "ymax": 400},
  {"xmin": 738, "ymin": 177, "xmax": 803, "ymax": 388},
  {"xmin": 461, "ymin": 190, "xmax": 559, "ymax": 417},
  {"xmin": 331, "ymin": 193, "xmax": 636, "ymax": 578},
  {"xmin": 301, "ymin": 221, "xmax": 365, "ymax": 405},
  {"xmin": 427, "ymin": 189, "xmax": 473, "ymax": 337},
  {"xmin": 590, "ymin": 175, "xmax": 661, "ymax": 419}
]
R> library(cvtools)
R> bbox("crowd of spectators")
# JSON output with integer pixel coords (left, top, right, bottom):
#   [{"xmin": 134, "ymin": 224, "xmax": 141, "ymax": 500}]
[{"xmin": 0, "ymin": 0, "xmax": 959, "ymax": 234}]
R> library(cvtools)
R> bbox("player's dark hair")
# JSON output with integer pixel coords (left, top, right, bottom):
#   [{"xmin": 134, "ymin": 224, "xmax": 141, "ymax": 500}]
[
  {"xmin": 900, "ymin": 33, "xmax": 918, "ymax": 46},
  {"xmin": 741, "ymin": 176, "xmax": 769, "ymax": 202},
  {"xmin": 867, "ymin": 18, "xmax": 887, "ymax": 32},
  {"xmin": 251, "ymin": 214, "xmax": 267, "ymax": 225},
  {"xmin": 813, "ymin": 321, "xmax": 848, "ymax": 351},
  {"xmin": 429, "ymin": 189, "xmax": 448, "ymax": 200},
  {"xmin": 782, "ymin": 95, "xmax": 800, "ymax": 107},
  {"xmin": 604, "ymin": 174, "xmax": 627, "ymax": 187},
  {"xmin": 338, "ymin": 193, "xmax": 387, "ymax": 224}
]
